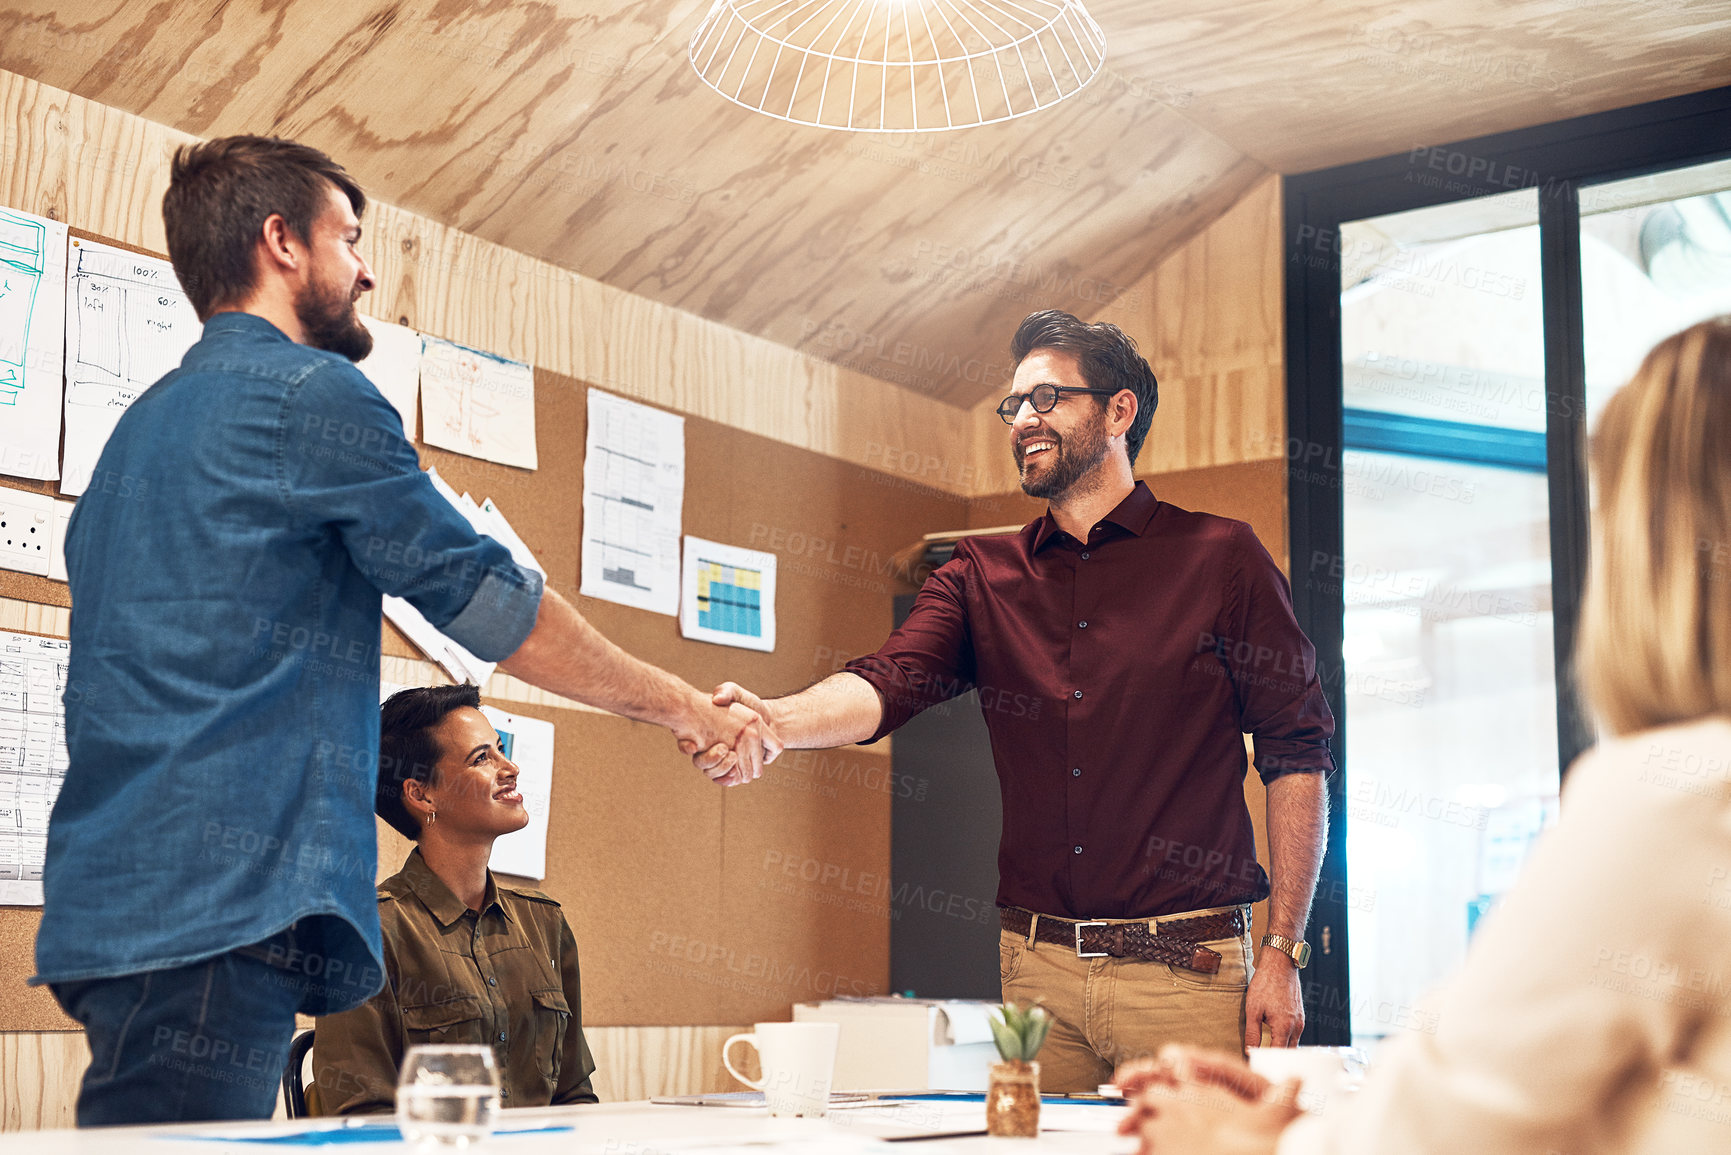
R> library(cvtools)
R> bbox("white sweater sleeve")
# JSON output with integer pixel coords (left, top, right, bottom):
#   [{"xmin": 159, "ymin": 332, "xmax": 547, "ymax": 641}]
[{"xmin": 1278, "ymin": 721, "xmax": 1731, "ymax": 1155}]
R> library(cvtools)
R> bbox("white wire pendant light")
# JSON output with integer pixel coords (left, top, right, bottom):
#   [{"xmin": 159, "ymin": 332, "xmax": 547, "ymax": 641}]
[{"xmin": 689, "ymin": 0, "xmax": 1107, "ymax": 132}]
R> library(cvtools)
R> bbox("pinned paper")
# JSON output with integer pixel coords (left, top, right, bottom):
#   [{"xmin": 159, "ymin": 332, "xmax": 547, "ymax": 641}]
[
  {"xmin": 0, "ymin": 630, "xmax": 71, "ymax": 905},
  {"xmin": 480, "ymin": 705, "xmax": 554, "ymax": 880},
  {"xmin": 356, "ymin": 316, "xmax": 422, "ymax": 438},
  {"xmin": 60, "ymin": 239, "xmax": 199, "ymax": 496},
  {"xmin": 680, "ymin": 536, "xmax": 776, "ymax": 652},
  {"xmin": 0, "ymin": 206, "xmax": 68, "ymax": 481},
  {"xmin": 382, "ymin": 469, "xmax": 545, "ymax": 686},
  {"xmin": 580, "ymin": 390, "xmax": 683, "ymax": 615},
  {"xmin": 419, "ymin": 335, "xmax": 536, "ymax": 470}
]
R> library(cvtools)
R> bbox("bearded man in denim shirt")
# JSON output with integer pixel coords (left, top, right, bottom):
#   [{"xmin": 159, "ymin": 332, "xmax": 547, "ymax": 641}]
[{"xmin": 32, "ymin": 136, "xmax": 777, "ymax": 1126}]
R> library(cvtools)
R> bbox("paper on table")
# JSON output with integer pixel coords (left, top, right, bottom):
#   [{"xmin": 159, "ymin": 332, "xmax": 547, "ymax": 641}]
[
  {"xmin": 60, "ymin": 239, "xmax": 200, "ymax": 497},
  {"xmin": 0, "ymin": 206, "xmax": 69, "ymax": 481},
  {"xmin": 355, "ymin": 315, "xmax": 422, "ymax": 438},
  {"xmin": 0, "ymin": 631, "xmax": 71, "ymax": 905},
  {"xmin": 419, "ymin": 334, "xmax": 537, "ymax": 469},
  {"xmin": 580, "ymin": 389, "xmax": 684, "ymax": 615},
  {"xmin": 174, "ymin": 1120, "xmax": 575, "ymax": 1145},
  {"xmin": 1032, "ymin": 1101, "xmax": 1129, "ymax": 1132},
  {"xmin": 480, "ymin": 704, "xmax": 553, "ymax": 880},
  {"xmin": 680, "ymin": 536, "xmax": 776, "ymax": 653},
  {"xmin": 0, "ymin": 487, "xmax": 54, "ymax": 577}
]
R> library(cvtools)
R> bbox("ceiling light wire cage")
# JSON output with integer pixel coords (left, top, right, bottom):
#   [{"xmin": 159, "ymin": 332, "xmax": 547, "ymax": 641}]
[{"xmin": 688, "ymin": 0, "xmax": 1107, "ymax": 132}]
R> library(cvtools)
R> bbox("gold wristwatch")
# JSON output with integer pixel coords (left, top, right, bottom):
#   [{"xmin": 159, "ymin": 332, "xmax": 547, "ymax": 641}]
[{"xmin": 1261, "ymin": 933, "xmax": 1312, "ymax": 968}]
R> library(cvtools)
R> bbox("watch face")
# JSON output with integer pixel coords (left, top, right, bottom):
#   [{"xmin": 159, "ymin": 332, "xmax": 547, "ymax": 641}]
[{"xmin": 1292, "ymin": 941, "xmax": 1312, "ymax": 968}]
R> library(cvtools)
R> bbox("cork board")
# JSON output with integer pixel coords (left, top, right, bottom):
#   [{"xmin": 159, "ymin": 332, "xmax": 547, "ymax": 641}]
[{"xmin": 0, "ymin": 277, "xmax": 968, "ymax": 1028}]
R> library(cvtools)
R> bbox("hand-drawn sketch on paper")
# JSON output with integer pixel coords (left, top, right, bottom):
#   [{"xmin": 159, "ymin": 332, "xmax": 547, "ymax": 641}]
[
  {"xmin": 61, "ymin": 239, "xmax": 200, "ymax": 496},
  {"xmin": 419, "ymin": 335, "xmax": 537, "ymax": 470},
  {"xmin": 0, "ymin": 207, "xmax": 69, "ymax": 481}
]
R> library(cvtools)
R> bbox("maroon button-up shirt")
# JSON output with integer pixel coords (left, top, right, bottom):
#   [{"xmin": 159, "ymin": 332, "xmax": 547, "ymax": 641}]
[{"xmin": 844, "ymin": 482, "xmax": 1334, "ymax": 920}]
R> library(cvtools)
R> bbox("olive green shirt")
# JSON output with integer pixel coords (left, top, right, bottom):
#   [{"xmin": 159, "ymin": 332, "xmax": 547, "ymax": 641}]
[{"xmin": 313, "ymin": 849, "xmax": 597, "ymax": 1113}]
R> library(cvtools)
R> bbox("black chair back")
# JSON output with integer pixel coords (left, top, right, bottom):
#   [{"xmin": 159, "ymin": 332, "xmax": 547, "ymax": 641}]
[{"xmin": 282, "ymin": 1029, "xmax": 317, "ymax": 1118}]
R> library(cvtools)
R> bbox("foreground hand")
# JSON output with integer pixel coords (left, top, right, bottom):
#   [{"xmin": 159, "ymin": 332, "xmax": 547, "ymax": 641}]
[
  {"xmin": 675, "ymin": 694, "xmax": 782, "ymax": 786},
  {"xmin": 711, "ymin": 681, "xmax": 771, "ymax": 722},
  {"xmin": 1116, "ymin": 1046, "xmax": 1299, "ymax": 1155},
  {"xmin": 1245, "ymin": 952, "xmax": 1305, "ymax": 1048}
]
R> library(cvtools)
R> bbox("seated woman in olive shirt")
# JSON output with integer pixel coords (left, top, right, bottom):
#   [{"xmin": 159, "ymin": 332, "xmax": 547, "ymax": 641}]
[{"xmin": 314, "ymin": 685, "xmax": 597, "ymax": 1113}]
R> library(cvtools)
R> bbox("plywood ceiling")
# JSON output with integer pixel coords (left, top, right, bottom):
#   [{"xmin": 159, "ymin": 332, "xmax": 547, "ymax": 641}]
[{"xmin": 2, "ymin": 1, "xmax": 1727, "ymax": 407}]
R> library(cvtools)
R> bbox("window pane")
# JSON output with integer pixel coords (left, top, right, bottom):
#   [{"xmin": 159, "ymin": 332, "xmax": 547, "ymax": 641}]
[{"xmin": 1581, "ymin": 157, "xmax": 1731, "ymax": 423}]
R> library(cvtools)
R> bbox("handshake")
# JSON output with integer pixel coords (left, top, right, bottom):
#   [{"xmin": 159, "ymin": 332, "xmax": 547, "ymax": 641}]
[{"xmin": 671, "ymin": 682, "xmax": 782, "ymax": 788}]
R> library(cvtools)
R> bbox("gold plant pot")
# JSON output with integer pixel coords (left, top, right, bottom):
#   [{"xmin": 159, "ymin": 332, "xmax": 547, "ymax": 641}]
[{"xmin": 986, "ymin": 1060, "xmax": 1041, "ymax": 1137}]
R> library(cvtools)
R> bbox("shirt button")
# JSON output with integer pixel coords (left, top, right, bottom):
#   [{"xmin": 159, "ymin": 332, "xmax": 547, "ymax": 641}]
[
  {"xmin": 1072, "ymin": 768, "xmax": 1081, "ymax": 777},
  {"xmin": 1074, "ymin": 845, "xmax": 1083, "ymax": 854},
  {"xmin": 1080, "ymin": 552, "xmax": 1090, "ymax": 560},
  {"xmin": 501, "ymin": 1090, "xmax": 510, "ymax": 1099},
  {"xmin": 1073, "ymin": 690, "xmax": 1083, "ymax": 699},
  {"xmin": 489, "ymin": 977, "xmax": 497, "ymax": 987},
  {"xmin": 498, "ymin": 1032, "xmax": 507, "ymax": 1042},
  {"xmin": 1078, "ymin": 621, "xmax": 1087, "ymax": 629}
]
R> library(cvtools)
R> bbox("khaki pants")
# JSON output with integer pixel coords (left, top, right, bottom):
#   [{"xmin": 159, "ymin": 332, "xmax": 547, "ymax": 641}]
[{"xmin": 998, "ymin": 905, "xmax": 1253, "ymax": 1094}]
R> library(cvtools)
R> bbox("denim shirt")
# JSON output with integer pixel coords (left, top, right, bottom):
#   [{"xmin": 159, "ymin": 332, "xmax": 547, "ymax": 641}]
[{"xmin": 33, "ymin": 312, "xmax": 544, "ymax": 1011}]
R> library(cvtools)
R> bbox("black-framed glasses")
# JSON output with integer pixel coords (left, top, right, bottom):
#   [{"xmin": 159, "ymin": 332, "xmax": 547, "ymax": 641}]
[{"xmin": 995, "ymin": 383, "xmax": 1118, "ymax": 424}]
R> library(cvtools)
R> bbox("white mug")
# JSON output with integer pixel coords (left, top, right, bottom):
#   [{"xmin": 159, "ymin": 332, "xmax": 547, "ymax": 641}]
[
  {"xmin": 722, "ymin": 1021, "xmax": 841, "ymax": 1117},
  {"xmin": 1246, "ymin": 1046, "xmax": 1364, "ymax": 1114}
]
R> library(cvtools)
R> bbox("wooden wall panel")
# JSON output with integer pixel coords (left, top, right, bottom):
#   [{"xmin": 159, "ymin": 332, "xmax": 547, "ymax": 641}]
[
  {"xmin": 583, "ymin": 1026, "xmax": 747, "ymax": 1103},
  {"xmin": 0, "ymin": 66, "xmax": 978, "ymax": 494},
  {"xmin": 0, "ymin": 1031, "xmax": 87, "ymax": 1131},
  {"xmin": 968, "ymin": 174, "xmax": 1288, "ymax": 497}
]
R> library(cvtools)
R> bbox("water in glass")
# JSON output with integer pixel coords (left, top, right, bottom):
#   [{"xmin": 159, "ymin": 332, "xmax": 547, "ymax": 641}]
[{"xmin": 397, "ymin": 1044, "xmax": 500, "ymax": 1149}]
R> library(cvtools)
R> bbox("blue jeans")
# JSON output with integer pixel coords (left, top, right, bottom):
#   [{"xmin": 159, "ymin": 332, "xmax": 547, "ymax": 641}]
[{"xmin": 53, "ymin": 922, "xmax": 334, "ymax": 1126}]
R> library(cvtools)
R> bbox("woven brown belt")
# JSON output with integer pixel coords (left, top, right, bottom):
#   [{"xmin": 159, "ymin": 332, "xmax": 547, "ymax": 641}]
[{"xmin": 998, "ymin": 906, "xmax": 1247, "ymax": 975}]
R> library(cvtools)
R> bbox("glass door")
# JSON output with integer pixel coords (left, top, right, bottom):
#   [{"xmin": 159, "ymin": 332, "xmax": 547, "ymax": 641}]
[{"xmin": 1336, "ymin": 189, "xmax": 1560, "ymax": 1052}]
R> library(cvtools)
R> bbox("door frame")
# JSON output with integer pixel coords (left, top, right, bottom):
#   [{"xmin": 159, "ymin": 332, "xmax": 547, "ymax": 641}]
[{"xmin": 1281, "ymin": 84, "xmax": 1731, "ymax": 1044}]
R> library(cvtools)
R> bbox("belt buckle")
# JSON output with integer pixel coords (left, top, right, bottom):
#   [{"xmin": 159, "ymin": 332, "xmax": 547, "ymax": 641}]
[{"xmin": 1074, "ymin": 920, "xmax": 1108, "ymax": 958}]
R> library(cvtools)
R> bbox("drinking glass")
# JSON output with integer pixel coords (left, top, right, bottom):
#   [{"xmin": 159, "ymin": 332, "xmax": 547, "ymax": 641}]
[{"xmin": 396, "ymin": 1044, "xmax": 501, "ymax": 1149}]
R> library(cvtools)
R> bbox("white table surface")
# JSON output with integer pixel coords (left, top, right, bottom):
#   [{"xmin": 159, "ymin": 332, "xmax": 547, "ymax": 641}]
[{"xmin": 0, "ymin": 1097, "xmax": 1141, "ymax": 1154}]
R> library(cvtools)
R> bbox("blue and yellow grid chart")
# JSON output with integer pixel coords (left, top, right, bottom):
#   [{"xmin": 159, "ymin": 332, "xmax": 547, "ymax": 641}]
[{"xmin": 679, "ymin": 535, "xmax": 777, "ymax": 653}]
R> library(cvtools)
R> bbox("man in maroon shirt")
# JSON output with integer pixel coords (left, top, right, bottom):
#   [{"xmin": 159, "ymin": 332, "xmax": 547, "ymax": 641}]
[{"xmin": 716, "ymin": 310, "xmax": 1332, "ymax": 1091}]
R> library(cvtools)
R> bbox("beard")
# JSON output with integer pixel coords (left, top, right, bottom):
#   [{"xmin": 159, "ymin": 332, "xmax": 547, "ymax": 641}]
[
  {"xmin": 1018, "ymin": 414, "xmax": 1110, "ymax": 500},
  {"xmin": 295, "ymin": 275, "xmax": 373, "ymax": 362}
]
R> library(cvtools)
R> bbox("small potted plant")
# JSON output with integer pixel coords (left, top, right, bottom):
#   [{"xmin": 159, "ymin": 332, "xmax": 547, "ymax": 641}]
[{"xmin": 986, "ymin": 1002, "xmax": 1051, "ymax": 1137}]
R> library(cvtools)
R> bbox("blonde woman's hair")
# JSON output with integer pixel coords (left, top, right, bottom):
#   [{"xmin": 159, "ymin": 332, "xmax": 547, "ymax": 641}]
[{"xmin": 1578, "ymin": 316, "xmax": 1731, "ymax": 735}]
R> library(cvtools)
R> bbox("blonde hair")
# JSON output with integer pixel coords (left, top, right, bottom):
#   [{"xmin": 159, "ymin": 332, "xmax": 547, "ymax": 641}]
[{"xmin": 1578, "ymin": 317, "xmax": 1731, "ymax": 735}]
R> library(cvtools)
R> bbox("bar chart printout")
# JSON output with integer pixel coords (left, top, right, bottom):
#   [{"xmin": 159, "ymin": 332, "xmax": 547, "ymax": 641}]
[
  {"xmin": 580, "ymin": 390, "xmax": 685, "ymax": 615},
  {"xmin": 680, "ymin": 536, "xmax": 776, "ymax": 653},
  {"xmin": 0, "ymin": 631, "xmax": 70, "ymax": 905}
]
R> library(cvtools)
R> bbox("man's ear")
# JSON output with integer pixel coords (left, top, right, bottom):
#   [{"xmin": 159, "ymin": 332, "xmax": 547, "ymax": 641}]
[
  {"xmin": 1111, "ymin": 389, "xmax": 1138, "ymax": 439},
  {"xmin": 257, "ymin": 213, "xmax": 303, "ymax": 276}
]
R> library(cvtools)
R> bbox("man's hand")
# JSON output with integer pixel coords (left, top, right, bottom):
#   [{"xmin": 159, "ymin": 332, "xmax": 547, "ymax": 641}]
[
  {"xmin": 712, "ymin": 682, "xmax": 773, "ymax": 726},
  {"xmin": 1115, "ymin": 1046, "xmax": 1299, "ymax": 1155},
  {"xmin": 1244, "ymin": 949, "xmax": 1305, "ymax": 1048},
  {"xmin": 673, "ymin": 691, "xmax": 781, "ymax": 787}
]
